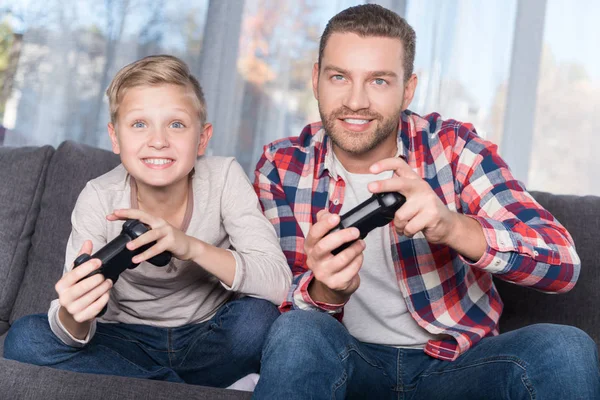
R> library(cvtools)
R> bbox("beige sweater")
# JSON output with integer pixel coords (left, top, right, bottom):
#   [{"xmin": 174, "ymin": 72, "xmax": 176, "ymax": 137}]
[{"xmin": 48, "ymin": 156, "xmax": 291, "ymax": 347}]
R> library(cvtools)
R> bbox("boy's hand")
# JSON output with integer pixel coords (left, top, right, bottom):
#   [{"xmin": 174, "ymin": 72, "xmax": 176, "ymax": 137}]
[
  {"xmin": 56, "ymin": 240, "xmax": 113, "ymax": 324},
  {"xmin": 107, "ymin": 209, "xmax": 197, "ymax": 264}
]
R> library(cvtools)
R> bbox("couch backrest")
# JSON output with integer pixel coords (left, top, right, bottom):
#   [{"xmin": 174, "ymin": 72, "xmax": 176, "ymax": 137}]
[
  {"xmin": 496, "ymin": 191, "xmax": 600, "ymax": 345},
  {"xmin": 0, "ymin": 146, "xmax": 54, "ymax": 334},
  {"xmin": 9, "ymin": 141, "xmax": 119, "ymax": 324}
]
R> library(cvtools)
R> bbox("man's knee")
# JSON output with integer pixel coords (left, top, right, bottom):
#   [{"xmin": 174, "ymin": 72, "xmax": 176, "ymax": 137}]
[
  {"xmin": 264, "ymin": 310, "xmax": 347, "ymax": 356},
  {"xmin": 3, "ymin": 314, "xmax": 54, "ymax": 363}
]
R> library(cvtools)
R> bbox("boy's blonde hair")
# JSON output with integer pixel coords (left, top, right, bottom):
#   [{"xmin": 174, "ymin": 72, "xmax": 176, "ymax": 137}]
[{"xmin": 106, "ymin": 55, "xmax": 207, "ymax": 125}]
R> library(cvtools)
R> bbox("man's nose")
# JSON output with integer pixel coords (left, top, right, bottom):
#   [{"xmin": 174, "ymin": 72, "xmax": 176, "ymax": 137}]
[{"xmin": 342, "ymin": 83, "xmax": 370, "ymax": 111}]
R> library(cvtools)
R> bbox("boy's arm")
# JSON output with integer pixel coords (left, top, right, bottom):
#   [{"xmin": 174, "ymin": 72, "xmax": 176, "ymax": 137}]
[
  {"xmin": 455, "ymin": 129, "xmax": 580, "ymax": 293},
  {"xmin": 48, "ymin": 183, "xmax": 108, "ymax": 346},
  {"xmin": 218, "ymin": 159, "xmax": 292, "ymax": 305},
  {"xmin": 254, "ymin": 150, "xmax": 345, "ymax": 318}
]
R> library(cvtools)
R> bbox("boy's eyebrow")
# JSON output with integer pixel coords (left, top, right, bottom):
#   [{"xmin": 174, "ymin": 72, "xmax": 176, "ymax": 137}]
[
  {"xmin": 322, "ymin": 65, "xmax": 398, "ymax": 80},
  {"xmin": 122, "ymin": 108, "xmax": 193, "ymax": 117}
]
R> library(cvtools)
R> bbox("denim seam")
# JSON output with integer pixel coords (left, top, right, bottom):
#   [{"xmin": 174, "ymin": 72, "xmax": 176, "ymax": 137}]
[
  {"xmin": 177, "ymin": 307, "xmax": 231, "ymax": 368},
  {"xmin": 417, "ymin": 356, "xmax": 535, "ymax": 399},
  {"xmin": 96, "ymin": 344, "xmax": 168, "ymax": 375},
  {"xmin": 96, "ymin": 332, "xmax": 171, "ymax": 354},
  {"xmin": 332, "ymin": 371, "xmax": 348, "ymax": 400},
  {"xmin": 338, "ymin": 344, "xmax": 383, "ymax": 370}
]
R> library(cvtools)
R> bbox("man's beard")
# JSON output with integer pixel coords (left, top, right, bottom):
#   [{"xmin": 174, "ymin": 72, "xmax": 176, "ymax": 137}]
[{"xmin": 319, "ymin": 105, "xmax": 401, "ymax": 155}]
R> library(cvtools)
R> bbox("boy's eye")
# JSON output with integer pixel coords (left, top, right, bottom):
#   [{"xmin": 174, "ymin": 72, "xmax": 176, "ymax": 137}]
[
  {"xmin": 170, "ymin": 121, "xmax": 185, "ymax": 129},
  {"xmin": 132, "ymin": 121, "xmax": 146, "ymax": 128}
]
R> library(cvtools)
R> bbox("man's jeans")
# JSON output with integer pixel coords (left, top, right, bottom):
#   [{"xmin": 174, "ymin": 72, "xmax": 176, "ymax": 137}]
[
  {"xmin": 3, "ymin": 297, "xmax": 279, "ymax": 388},
  {"xmin": 254, "ymin": 310, "xmax": 600, "ymax": 399}
]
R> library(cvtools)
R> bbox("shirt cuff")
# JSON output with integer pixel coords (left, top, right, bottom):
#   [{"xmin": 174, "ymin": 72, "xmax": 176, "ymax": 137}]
[
  {"xmin": 48, "ymin": 300, "xmax": 95, "ymax": 348},
  {"xmin": 293, "ymin": 273, "xmax": 345, "ymax": 314},
  {"xmin": 221, "ymin": 249, "xmax": 243, "ymax": 291}
]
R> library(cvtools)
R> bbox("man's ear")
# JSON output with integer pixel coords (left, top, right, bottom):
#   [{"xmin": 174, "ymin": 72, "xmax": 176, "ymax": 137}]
[
  {"xmin": 108, "ymin": 123, "xmax": 120, "ymax": 154},
  {"xmin": 401, "ymin": 73, "xmax": 418, "ymax": 110},
  {"xmin": 197, "ymin": 123, "xmax": 213, "ymax": 156},
  {"xmin": 312, "ymin": 62, "xmax": 319, "ymax": 101}
]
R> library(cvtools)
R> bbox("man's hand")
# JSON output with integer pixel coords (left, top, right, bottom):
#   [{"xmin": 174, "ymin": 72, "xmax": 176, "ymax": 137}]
[
  {"xmin": 107, "ymin": 209, "xmax": 198, "ymax": 264},
  {"xmin": 305, "ymin": 210, "xmax": 365, "ymax": 305},
  {"xmin": 369, "ymin": 157, "xmax": 486, "ymax": 261}
]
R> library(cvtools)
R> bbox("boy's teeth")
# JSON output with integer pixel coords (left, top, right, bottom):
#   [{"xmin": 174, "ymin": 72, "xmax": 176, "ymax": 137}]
[
  {"xmin": 344, "ymin": 118, "xmax": 370, "ymax": 125},
  {"xmin": 144, "ymin": 158, "xmax": 173, "ymax": 165}
]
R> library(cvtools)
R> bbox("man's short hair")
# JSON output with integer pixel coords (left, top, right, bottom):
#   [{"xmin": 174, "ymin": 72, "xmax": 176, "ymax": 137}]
[
  {"xmin": 318, "ymin": 4, "xmax": 416, "ymax": 82},
  {"xmin": 106, "ymin": 55, "xmax": 207, "ymax": 125}
]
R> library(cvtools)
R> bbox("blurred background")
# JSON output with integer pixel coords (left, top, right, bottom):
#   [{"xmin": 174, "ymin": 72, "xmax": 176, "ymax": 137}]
[{"xmin": 0, "ymin": 0, "xmax": 598, "ymax": 195}]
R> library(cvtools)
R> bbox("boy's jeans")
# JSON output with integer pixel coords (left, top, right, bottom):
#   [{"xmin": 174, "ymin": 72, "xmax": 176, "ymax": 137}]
[
  {"xmin": 254, "ymin": 310, "xmax": 600, "ymax": 399},
  {"xmin": 3, "ymin": 297, "xmax": 279, "ymax": 388}
]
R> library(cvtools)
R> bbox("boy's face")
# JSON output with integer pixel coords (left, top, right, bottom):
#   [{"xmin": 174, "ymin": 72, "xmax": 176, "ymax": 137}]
[
  {"xmin": 313, "ymin": 32, "xmax": 417, "ymax": 156},
  {"xmin": 108, "ymin": 84, "xmax": 211, "ymax": 190}
]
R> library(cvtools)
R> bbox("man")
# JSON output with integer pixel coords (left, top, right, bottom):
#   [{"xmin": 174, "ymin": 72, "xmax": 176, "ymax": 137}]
[{"xmin": 253, "ymin": 4, "xmax": 599, "ymax": 399}]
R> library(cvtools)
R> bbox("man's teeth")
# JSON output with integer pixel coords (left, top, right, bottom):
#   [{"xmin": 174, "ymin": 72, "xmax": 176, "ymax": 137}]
[
  {"xmin": 343, "ymin": 118, "xmax": 370, "ymax": 125},
  {"xmin": 144, "ymin": 158, "xmax": 173, "ymax": 165}
]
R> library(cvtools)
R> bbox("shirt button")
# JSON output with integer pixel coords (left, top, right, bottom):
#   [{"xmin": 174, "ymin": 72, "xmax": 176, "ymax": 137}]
[
  {"xmin": 533, "ymin": 250, "xmax": 539, "ymax": 256},
  {"xmin": 333, "ymin": 199, "xmax": 340, "ymax": 205},
  {"xmin": 495, "ymin": 260, "xmax": 501, "ymax": 265},
  {"xmin": 499, "ymin": 240, "xmax": 505, "ymax": 246}
]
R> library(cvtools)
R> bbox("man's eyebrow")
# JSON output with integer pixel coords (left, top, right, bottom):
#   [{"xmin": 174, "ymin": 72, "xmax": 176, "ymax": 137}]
[
  {"xmin": 368, "ymin": 70, "xmax": 398, "ymax": 79},
  {"xmin": 322, "ymin": 66, "xmax": 399, "ymax": 80},
  {"xmin": 322, "ymin": 65, "xmax": 350, "ymax": 75}
]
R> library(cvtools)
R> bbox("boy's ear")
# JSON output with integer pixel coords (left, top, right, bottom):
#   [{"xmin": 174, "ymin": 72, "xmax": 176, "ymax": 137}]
[
  {"xmin": 197, "ymin": 123, "xmax": 213, "ymax": 156},
  {"xmin": 108, "ymin": 123, "xmax": 121, "ymax": 155}
]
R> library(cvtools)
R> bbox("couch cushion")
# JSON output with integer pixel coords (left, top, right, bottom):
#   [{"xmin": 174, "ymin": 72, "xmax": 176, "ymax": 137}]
[
  {"xmin": 10, "ymin": 141, "xmax": 120, "ymax": 323},
  {"xmin": 0, "ymin": 358, "xmax": 251, "ymax": 400},
  {"xmin": 0, "ymin": 145, "xmax": 54, "ymax": 331},
  {"xmin": 496, "ymin": 191, "xmax": 600, "ymax": 345}
]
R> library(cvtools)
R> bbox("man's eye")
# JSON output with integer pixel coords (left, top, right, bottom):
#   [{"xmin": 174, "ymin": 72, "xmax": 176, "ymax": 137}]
[
  {"xmin": 332, "ymin": 75, "xmax": 345, "ymax": 81},
  {"xmin": 170, "ymin": 121, "xmax": 185, "ymax": 129},
  {"xmin": 133, "ymin": 121, "xmax": 146, "ymax": 128},
  {"xmin": 374, "ymin": 78, "xmax": 387, "ymax": 85}
]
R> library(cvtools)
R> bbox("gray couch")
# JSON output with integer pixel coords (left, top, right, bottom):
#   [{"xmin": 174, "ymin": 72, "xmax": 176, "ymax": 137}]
[{"xmin": 0, "ymin": 141, "xmax": 598, "ymax": 399}]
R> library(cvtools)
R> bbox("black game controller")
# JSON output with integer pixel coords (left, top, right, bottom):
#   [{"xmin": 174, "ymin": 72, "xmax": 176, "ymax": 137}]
[
  {"xmin": 328, "ymin": 192, "xmax": 406, "ymax": 255},
  {"xmin": 73, "ymin": 219, "xmax": 172, "ymax": 316}
]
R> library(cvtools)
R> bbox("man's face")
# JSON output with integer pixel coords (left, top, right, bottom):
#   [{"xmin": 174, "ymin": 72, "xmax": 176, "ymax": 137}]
[
  {"xmin": 313, "ymin": 33, "xmax": 417, "ymax": 156},
  {"xmin": 108, "ymin": 84, "xmax": 212, "ymax": 190}
]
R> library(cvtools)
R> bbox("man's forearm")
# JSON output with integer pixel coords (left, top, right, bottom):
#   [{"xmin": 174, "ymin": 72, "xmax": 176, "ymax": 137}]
[{"xmin": 444, "ymin": 213, "xmax": 487, "ymax": 263}]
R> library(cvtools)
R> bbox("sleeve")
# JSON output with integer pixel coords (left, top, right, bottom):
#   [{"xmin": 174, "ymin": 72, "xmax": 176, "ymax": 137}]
[
  {"xmin": 219, "ymin": 158, "xmax": 292, "ymax": 305},
  {"xmin": 253, "ymin": 148, "xmax": 345, "ymax": 317},
  {"xmin": 47, "ymin": 182, "xmax": 109, "ymax": 346},
  {"xmin": 455, "ymin": 130, "xmax": 580, "ymax": 293}
]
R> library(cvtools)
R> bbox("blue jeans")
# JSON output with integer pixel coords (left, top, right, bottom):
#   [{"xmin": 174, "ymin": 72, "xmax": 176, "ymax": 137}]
[
  {"xmin": 4, "ymin": 297, "xmax": 279, "ymax": 388},
  {"xmin": 253, "ymin": 311, "xmax": 600, "ymax": 399}
]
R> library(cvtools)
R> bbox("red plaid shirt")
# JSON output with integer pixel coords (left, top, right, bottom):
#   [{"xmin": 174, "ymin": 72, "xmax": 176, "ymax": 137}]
[{"xmin": 253, "ymin": 110, "xmax": 580, "ymax": 361}]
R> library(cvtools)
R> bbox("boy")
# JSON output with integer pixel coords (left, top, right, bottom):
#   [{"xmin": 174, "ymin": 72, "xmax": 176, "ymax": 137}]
[{"xmin": 4, "ymin": 55, "xmax": 291, "ymax": 388}]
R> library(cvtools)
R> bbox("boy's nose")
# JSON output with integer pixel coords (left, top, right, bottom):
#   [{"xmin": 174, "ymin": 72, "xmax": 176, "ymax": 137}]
[{"xmin": 148, "ymin": 128, "xmax": 169, "ymax": 149}]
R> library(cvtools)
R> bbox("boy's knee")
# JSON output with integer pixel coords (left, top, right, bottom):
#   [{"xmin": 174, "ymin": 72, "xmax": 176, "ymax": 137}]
[
  {"xmin": 220, "ymin": 298, "xmax": 280, "ymax": 357},
  {"xmin": 3, "ymin": 314, "xmax": 52, "ymax": 362}
]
